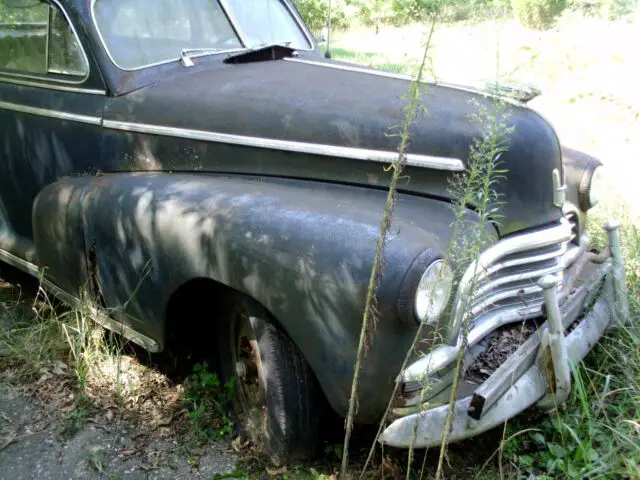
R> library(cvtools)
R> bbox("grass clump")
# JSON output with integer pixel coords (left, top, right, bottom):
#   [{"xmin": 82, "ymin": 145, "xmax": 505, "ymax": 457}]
[
  {"xmin": 495, "ymin": 217, "xmax": 640, "ymax": 479},
  {"xmin": 182, "ymin": 362, "xmax": 235, "ymax": 444}
]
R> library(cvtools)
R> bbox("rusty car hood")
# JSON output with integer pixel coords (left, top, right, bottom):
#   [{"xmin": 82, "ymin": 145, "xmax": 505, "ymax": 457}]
[{"xmin": 103, "ymin": 55, "xmax": 564, "ymax": 236}]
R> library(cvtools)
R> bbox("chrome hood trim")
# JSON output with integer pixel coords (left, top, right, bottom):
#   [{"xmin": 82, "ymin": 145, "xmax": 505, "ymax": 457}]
[{"xmin": 102, "ymin": 119, "xmax": 465, "ymax": 172}]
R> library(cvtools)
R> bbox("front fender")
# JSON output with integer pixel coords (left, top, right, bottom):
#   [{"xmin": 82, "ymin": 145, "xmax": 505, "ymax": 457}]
[{"xmin": 33, "ymin": 172, "xmax": 486, "ymax": 421}]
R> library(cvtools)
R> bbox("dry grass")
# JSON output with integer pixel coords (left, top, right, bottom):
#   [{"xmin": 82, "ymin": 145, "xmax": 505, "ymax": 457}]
[{"xmin": 0, "ymin": 283, "xmax": 190, "ymax": 443}]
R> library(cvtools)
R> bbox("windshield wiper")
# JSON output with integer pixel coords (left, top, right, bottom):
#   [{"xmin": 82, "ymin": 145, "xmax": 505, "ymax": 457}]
[
  {"xmin": 180, "ymin": 48, "xmax": 224, "ymax": 67},
  {"xmin": 223, "ymin": 43, "xmax": 296, "ymax": 64}
]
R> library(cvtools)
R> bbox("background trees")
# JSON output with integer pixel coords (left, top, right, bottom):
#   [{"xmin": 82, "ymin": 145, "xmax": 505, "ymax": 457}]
[{"xmin": 292, "ymin": 0, "xmax": 638, "ymax": 31}]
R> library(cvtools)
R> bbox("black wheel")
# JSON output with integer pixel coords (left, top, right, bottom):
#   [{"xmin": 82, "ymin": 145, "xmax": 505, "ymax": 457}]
[{"xmin": 218, "ymin": 299, "xmax": 320, "ymax": 466}]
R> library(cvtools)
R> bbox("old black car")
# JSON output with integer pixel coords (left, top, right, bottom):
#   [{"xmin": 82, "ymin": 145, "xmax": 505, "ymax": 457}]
[{"xmin": 0, "ymin": 0, "xmax": 628, "ymax": 465}]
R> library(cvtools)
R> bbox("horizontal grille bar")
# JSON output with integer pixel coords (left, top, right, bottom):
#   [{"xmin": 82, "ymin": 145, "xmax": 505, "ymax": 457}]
[{"xmin": 449, "ymin": 219, "xmax": 575, "ymax": 344}]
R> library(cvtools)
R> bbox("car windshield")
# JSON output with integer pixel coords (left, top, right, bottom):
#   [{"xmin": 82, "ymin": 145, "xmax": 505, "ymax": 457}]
[
  {"xmin": 224, "ymin": 0, "xmax": 310, "ymax": 50},
  {"xmin": 92, "ymin": 0, "xmax": 311, "ymax": 71}
]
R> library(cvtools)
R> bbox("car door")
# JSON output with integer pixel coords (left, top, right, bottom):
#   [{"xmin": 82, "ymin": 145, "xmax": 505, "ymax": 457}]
[{"xmin": 0, "ymin": 0, "xmax": 105, "ymax": 267}]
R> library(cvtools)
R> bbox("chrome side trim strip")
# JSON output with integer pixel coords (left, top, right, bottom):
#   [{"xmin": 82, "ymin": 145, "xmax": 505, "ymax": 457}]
[
  {"xmin": 0, "ymin": 75, "xmax": 105, "ymax": 95},
  {"xmin": 0, "ymin": 248, "xmax": 160, "ymax": 352},
  {"xmin": 102, "ymin": 119, "xmax": 465, "ymax": 171},
  {"xmin": 284, "ymin": 57, "xmax": 417, "ymax": 82},
  {"xmin": 0, "ymin": 100, "xmax": 101, "ymax": 125}
]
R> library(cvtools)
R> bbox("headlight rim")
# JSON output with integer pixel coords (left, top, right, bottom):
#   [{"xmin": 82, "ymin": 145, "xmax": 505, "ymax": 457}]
[
  {"xmin": 414, "ymin": 259, "xmax": 454, "ymax": 324},
  {"xmin": 578, "ymin": 162, "xmax": 604, "ymax": 211},
  {"xmin": 396, "ymin": 248, "xmax": 454, "ymax": 326}
]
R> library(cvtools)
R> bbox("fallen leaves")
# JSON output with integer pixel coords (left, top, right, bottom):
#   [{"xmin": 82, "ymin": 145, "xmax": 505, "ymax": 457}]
[{"xmin": 467, "ymin": 322, "xmax": 536, "ymax": 382}]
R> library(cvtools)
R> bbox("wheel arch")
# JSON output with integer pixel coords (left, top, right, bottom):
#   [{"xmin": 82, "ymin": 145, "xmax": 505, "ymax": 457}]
[
  {"xmin": 162, "ymin": 275, "xmax": 331, "ymax": 410},
  {"xmin": 163, "ymin": 276, "xmax": 282, "ymax": 351}
]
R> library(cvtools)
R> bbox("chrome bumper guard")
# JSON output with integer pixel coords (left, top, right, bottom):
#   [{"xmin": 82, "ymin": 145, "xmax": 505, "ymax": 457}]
[{"xmin": 379, "ymin": 221, "xmax": 628, "ymax": 448}]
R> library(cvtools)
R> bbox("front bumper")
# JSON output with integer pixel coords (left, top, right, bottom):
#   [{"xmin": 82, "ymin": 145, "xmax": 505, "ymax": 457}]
[{"xmin": 380, "ymin": 221, "xmax": 629, "ymax": 449}]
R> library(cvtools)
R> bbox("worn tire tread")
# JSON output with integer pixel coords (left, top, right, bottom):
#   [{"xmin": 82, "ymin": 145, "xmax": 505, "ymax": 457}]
[{"xmin": 253, "ymin": 318, "xmax": 320, "ymax": 465}]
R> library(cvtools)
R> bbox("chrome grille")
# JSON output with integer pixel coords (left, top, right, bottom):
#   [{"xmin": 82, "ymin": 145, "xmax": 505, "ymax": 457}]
[
  {"xmin": 565, "ymin": 211, "xmax": 579, "ymax": 243},
  {"xmin": 469, "ymin": 240, "xmax": 573, "ymax": 327},
  {"xmin": 449, "ymin": 218, "xmax": 579, "ymax": 344}
]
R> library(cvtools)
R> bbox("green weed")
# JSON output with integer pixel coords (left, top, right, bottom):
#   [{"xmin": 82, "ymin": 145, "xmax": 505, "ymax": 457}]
[
  {"xmin": 59, "ymin": 402, "xmax": 90, "ymax": 438},
  {"xmin": 183, "ymin": 362, "xmax": 235, "ymax": 443}
]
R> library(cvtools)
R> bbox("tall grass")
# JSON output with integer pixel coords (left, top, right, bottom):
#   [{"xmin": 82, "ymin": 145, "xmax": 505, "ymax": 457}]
[
  {"xmin": 339, "ymin": 16, "xmax": 439, "ymax": 478},
  {"xmin": 0, "ymin": 282, "xmax": 128, "ymax": 402},
  {"xmin": 494, "ymin": 216, "xmax": 640, "ymax": 479}
]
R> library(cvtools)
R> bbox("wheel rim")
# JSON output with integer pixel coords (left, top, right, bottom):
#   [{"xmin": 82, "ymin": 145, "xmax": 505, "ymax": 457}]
[{"xmin": 231, "ymin": 310, "xmax": 266, "ymax": 439}]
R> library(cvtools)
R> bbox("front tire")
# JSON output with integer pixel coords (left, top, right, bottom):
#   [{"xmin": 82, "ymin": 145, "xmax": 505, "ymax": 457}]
[{"xmin": 218, "ymin": 300, "xmax": 320, "ymax": 466}]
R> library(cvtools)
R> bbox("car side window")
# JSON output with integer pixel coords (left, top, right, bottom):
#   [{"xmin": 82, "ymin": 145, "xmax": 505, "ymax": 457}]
[{"xmin": 0, "ymin": 0, "xmax": 88, "ymax": 79}]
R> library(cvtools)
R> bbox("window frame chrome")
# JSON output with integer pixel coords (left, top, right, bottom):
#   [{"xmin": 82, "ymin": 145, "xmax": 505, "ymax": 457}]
[{"xmin": 279, "ymin": 0, "xmax": 315, "ymax": 51}]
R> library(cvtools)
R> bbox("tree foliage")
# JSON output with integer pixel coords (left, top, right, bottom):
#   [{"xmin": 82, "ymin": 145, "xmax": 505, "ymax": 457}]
[
  {"xmin": 292, "ymin": 0, "xmax": 350, "ymax": 34},
  {"xmin": 391, "ymin": 0, "xmax": 511, "ymax": 24},
  {"xmin": 392, "ymin": 0, "xmax": 448, "ymax": 22},
  {"xmin": 511, "ymin": 0, "xmax": 567, "ymax": 28},
  {"xmin": 344, "ymin": 0, "xmax": 395, "ymax": 33}
]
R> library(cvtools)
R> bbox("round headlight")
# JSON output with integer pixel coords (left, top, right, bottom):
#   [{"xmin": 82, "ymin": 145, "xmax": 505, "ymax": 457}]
[
  {"xmin": 579, "ymin": 164, "xmax": 604, "ymax": 211},
  {"xmin": 414, "ymin": 260, "xmax": 454, "ymax": 324},
  {"xmin": 588, "ymin": 165, "xmax": 604, "ymax": 208}
]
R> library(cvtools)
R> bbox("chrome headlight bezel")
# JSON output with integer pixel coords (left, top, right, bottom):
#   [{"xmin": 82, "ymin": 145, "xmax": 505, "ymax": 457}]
[
  {"xmin": 414, "ymin": 259, "xmax": 454, "ymax": 324},
  {"xmin": 397, "ymin": 249, "xmax": 455, "ymax": 326},
  {"xmin": 579, "ymin": 164, "xmax": 604, "ymax": 211}
]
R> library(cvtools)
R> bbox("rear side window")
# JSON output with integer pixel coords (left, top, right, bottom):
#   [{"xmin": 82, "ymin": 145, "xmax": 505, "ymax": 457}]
[{"xmin": 0, "ymin": 0, "xmax": 88, "ymax": 80}]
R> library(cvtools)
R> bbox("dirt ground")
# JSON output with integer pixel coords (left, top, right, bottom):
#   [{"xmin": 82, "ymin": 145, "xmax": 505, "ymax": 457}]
[
  {"xmin": 0, "ymin": 276, "xmax": 506, "ymax": 480},
  {"xmin": 0, "ymin": 285, "xmax": 240, "ymax": 480},
  {"xmin": 0, "ymin": 384, "xmax": 238, "ymax": 480}
]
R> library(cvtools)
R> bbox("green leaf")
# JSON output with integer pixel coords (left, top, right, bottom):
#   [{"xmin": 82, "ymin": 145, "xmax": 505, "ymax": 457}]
[
  {"xmin": 519, "ymin": 454, "xmax": 534, "ymax": 467},
  {"xmin": 567, "ymin": 462, "xmax": 579, "ymax": 478},
  {"xmin": 586, "ymin": 448, "xmax": 599, "ymax": 462},
  {"xmin": 548, "ymin": 442, "xmax": 567, "ymax": 458},
  {"xmin": 531, "ymin": 432, "xmax": 546, "ymax": 445}
]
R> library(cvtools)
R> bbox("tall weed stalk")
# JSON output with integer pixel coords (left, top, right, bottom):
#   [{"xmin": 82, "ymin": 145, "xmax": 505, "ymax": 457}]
[
  {"xmin": 354, "ymin": 29, "xmax": 515, "ymax": 480},
  {"xmin": 339, "ymin": 15, "xmax": 439, "ymax": 480}
]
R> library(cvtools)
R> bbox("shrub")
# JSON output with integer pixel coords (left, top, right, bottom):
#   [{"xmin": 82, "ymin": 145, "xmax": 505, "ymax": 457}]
[
  {"xmin": 292, "ymin": 0, "xmax": 350, "ymax": 35},
  {"xmin": 391, "ymin": 0, "xmax": 511, "ymax": 24},
  {"xmin": 511, "ymin": 0, "xmax": 567, "ymax": 29},
  {"xmin": 392, "ymin": 0, "xmax": 443, "ymax": 23}
]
